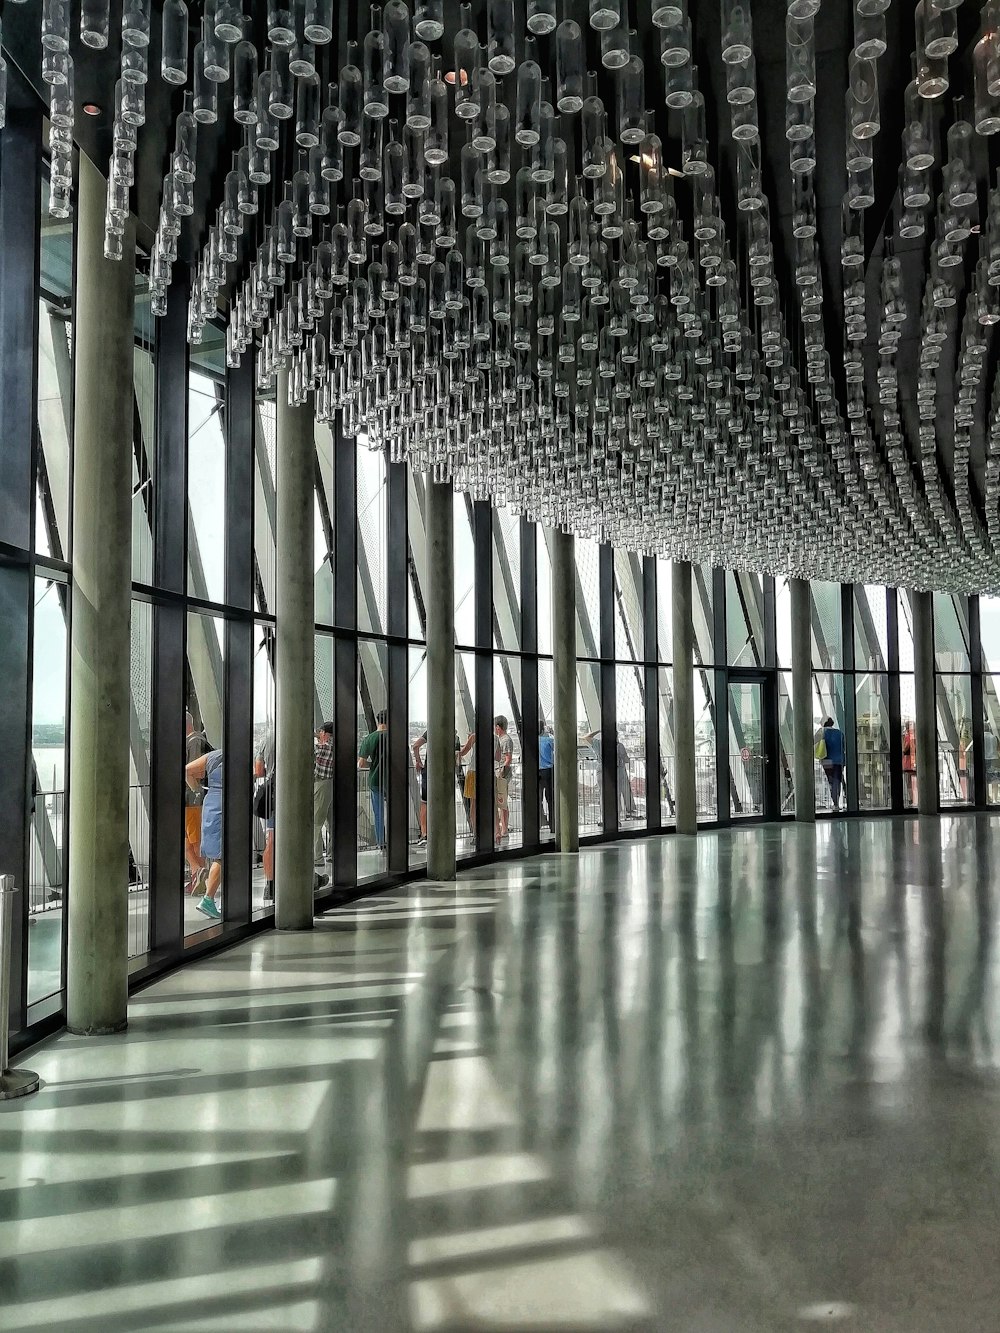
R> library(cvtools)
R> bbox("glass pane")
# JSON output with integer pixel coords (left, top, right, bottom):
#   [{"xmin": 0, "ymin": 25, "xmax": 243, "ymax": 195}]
[
  {"xmin": 314, "ymin": 634, "xmax": 335, "ymax": 881},
  {"xmin": 185, "ymin": 611, "xmax": 226, "ymax": 935},
  {"xmin": 656, "ymin": 557, "xmax": 672, "ymax": 663},
  {"xmin": 131, "ymin": 270, "xmax": 156, "ymax": 586},
  {"xmin": 778, "ymin": 670, "xmax": 795, "ymax": 815},
  {"xmin": 898, "ymin": 591, "xmax": 915, "ymax": 672},
  {"xmin": 408, "ymin": 471, "xmax": 427, "ymax": 641},
  {"xmin": 856, "ymin": 671, "xmax": 891, "ymax": 810},
  {"xmin": 254, "ymin": 396, "xmax": 278, "ymax": 616},
  {"xmin": 537, "ymin": 525, "xmax": 553, "ymax": 656},
  {"xmin": 617, "ymin": 664, "xmax": 645, "ymax": 828},
  {"xmin": 357, "ymin": 440, "xmax": 387, "ymax": 634},
  {"xmin": 252, "ymin": 626, "xmax": 276, "ymax": 916},
  {"xmin": 409, "ymin": 646, "xmax": 427, "ymax": 867},
  {"xmin": 695, "ymin": 670, "xmax": 718, "ymax": 821},
  {"xmin": 726, "ymin": 571, "xmax": 765, "ymax": 667},
  {"xmin": 578, "ymin": 658, "xmax": 602, "ymax": 833},
  {"xmin": 614, "ymin": 547, "xmax": 644, "ymax": 661},
  {"xmin": 981, "ymin": 597, "xmax": 1000, "ymax": 674},
  {"xmin": 810, "ymin": 581, "xmax": 843, "ymax": 669},
  {"xmin": 934, "ymin": 593, "xmax": 970, "ymax": 672},
  {"xmin": 28, "ymin": 574, "xmax": 68, "ymax": 1006},
  {"xmin": 494, "ymin": 657, "xmax": 522, "ymax": 849},
  {"xmin": 812, "ymin": 672, "xmax": 847, "ymax": 813},
  {"xmin": 455, "ymin": 493, "xmax": 476, "ymax": 646},
  {"xmin": 357, "ymin": 639, "xmax": 389, "ymax": 877},
  {"xmin": 937, "ymin": 673, "xmax": 973, "ymax": 806},
  {"xmin": 576, "ymin": 537, "xmax": 601, "ymax": 659},
  {"xmin": 187, "ymin": 370, "xmax": 227, "ymax": 604},
  {"xmin": 538, "ymin": 658, "xmax": 555, "ymax": 841},
  {"xmin": 984, "ymin": 674, "xmax": 1000, "ymax": 805},
  {"xmin": 313, "ymin": 416, "xmax": 334, "ymax": 623},
  {"xmin": 693, "ymin": 564, "xmax": 714, "ymax": 665},
  {"xmin": 775, "ymin": 577, "xmax": 792, "ymax": 669},
  {"xmin": 901, "ymin": 675, "xmax": 917, "ymax": 809},
  {"xmin": 456, "ymin": 651, "xmax": 477, "ymax": 854},
  {"xmin": 36, "ymin": 179, "xmax": 74, "ymax": 563},
  {"xmin": 728, "ymin": 681, "xmax": 765, "ymax": 817},
  {"xmin": 855, "ymin": 585, "xmax": 889, "ymax": 672},
  {"xmin": 657, "ymin": 665, "xmax": 674, "ymax": 825},
  {"xmin": 128, "ymin": 599, "xmax": 153, "ymax": 960},
  {"xmin": 493, "ymin": 507, "xmax": 522, "ymax": 652}
]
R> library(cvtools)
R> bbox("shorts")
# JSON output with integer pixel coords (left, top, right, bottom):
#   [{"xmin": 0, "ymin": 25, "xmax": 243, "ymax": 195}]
[
  {"xmin": 185, "ymin": 806, "xmax": 202, "ymax": 845},
  {"xmin": 495, "ymin": 774, "xmax": 509, "ymax": 809},
  {"xmin": 420, "ymin": 766, "xmax": 427, "ymax": 802},
  {"xmin": 464, "ymin": 771, "xmax": 476, "ymax": 799}
]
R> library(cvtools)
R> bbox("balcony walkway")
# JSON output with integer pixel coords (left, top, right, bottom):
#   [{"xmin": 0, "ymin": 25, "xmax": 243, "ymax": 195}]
[{"xmin": 2, "ymin": 818, "xmax": 999, "ymax": 1331}]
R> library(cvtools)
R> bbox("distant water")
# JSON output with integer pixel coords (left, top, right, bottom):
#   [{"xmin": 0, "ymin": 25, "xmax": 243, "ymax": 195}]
[{"xmin": 33, "ymin": 746, "xmax": 66, "ymax": 795}]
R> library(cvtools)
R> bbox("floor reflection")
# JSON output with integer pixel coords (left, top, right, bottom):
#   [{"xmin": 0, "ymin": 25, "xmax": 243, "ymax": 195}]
[{"xmin": 3, "ymin": 818, "xmax": 1000, "ymax": 1330}]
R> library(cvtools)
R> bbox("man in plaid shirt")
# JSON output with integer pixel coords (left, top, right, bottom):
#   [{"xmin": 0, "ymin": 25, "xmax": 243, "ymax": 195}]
[{"xmin": 314, "ymin": 722, "xmax": 335, "ymax": 865}]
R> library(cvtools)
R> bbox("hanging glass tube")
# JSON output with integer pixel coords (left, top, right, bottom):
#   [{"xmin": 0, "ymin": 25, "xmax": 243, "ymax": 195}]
[
  {"xmin": 233, "ymin": 37, "xmax": 257, "ymax": 122},
  {"xmin": 296, "ymin": 73, "xmax": 321, "ymax": 147},
  {"xmin": 270, "ymin": 46, "xmax": 294, "ymax": 118},
  {"xmin": 528, "ymin": 0, "xmax": 557, "ymax": 35},
  {"xmin": 42, "ymin": 0, "xmax": 71, "ymax": 53},
  {"xmin": 365, "ymin": 6, "xmax": 389, "ymax": 118},
  {"xmin": 203, "ymin": 2, "xmax": 231, "ymax": 82},
  {"xmin": 340, "ymin": 47, "xmax": 363, "ymax": 145},
  {"xmin": 617, "ymin": 56, "xmax": 645, "ymax": 144},
  {"xmin": 383, "ymin": 1, "xmax": 410, "ymax": 93},
  {"xmin": 81, "ymin": 0, "xmax": 111, "ymax": 49},
  {"xmin": 488, "ymin": 0, "xmax": 516, "ymax": 74},
  {"xmin": 305, "ymin": 0, "xmax": 334, "ymax": 44},
  {"xmin": 268, "ymin": 1, "xmax": 295, "ymax": 47},
  {"xmin": 848, "ymin": 55, "xmax": 879, "ymax": 140},
  {"xmin": 916, "ymin": 2, "xmax": 949, "ymax": 99},
  {"xmin": 161, "ymin": 0, "xmax": 189, "ymax": 85},
  {"xmin": 193, "ymin": 39, "xmax": 219, "ymax": 122},
  {"xmin": 557, "ymin": 21, "xmax": 585, "ymax": 113},
  {"xmin": 215, "ymin": 0, "xmax": 243, "ymax": 43},
  {"xmin": 406, "ymin": 41, "xmax": 431, "ymax": 128},
  {"xmin": 721, "ymin": 0, "xmax": 752, "ymax": 64},
  {"xmin": 975, "ymin": 37, "xmax": 1000, "ymax": 134},
  {"xmin": 786, "ymin": 14, "xmax": 815, "ymax": 103},
  {"xmin": 256, "ymin": 72, "xmax": 280, "ymax": 150}
]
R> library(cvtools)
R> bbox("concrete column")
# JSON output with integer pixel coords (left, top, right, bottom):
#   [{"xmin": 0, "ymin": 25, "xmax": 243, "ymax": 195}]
[
  {"xmin": 274, "ymin": 369, "xmax": 315, "ymax": 929},
  {"xmin": 671, "ymin": 561, "xmax": 697, "ymax": 835},
  {"xmin": 551, "ymin": 527, "xmax": 579, "ymax": 852},
  {"xmin": 912, "ymin": 589, "xmax": 939, "ymax": 816},
  {"xmin": 790, "ymin": 577, "xmax": 816, "ymax": 822},
  {"xmin": 426, "ymin": 478, "xmax": 456, "ymax": 880},
  {"xmin": 66, "ymin": 158, "xmax": 135, "ymax": 1034}
]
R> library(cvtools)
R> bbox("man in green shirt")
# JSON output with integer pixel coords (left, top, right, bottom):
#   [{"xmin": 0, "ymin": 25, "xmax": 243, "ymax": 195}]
[{"xmin": 358, "ymin": 710, "xmax": 389, "ymax": 848}]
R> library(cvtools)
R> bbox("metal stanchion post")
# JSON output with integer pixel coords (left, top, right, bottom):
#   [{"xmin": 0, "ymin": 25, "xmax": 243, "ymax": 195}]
[{"xmin": 0, "ymin": 875, "xmax": 39, "ymax": 1100}]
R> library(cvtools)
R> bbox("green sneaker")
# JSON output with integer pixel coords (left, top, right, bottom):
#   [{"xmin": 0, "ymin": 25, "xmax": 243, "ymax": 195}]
[{"xmin": 196, "ymin": 896, "xmax": 221, "ymax": 920}]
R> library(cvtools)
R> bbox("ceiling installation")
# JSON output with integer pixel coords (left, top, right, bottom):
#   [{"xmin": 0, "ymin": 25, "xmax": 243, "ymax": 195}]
[{"xmin": 3, "ymin": 0, "xmax": 1000, "ymax": 591}]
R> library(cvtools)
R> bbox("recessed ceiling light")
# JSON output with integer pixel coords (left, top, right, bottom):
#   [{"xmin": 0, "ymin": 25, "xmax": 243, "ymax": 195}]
[{"xmin": 82, "ymin": 102, "xmax": 102, "ymax": 117}]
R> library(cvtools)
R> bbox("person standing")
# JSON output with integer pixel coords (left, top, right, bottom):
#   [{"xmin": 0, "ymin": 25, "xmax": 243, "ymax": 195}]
[
  {"xmin": 494, "ymin": 715, "xmax": 514, "ymax": 845},
  {"xmin": 538, "ymin": 721, "xmax": 555, "ymax": 830},
  {"xmin": 358, "ymin": 710, "xmax": 389, "ymax": 848},
  {"xmin": 817, "ymin": 716, "xmax": 846, "ymax": 812},
  {"xmin": 314, "ymin": 721, "xmax": 335, "ymax": 865},
  {"xmin": 458, "ymin": 733, "xmax": 477, "ymax": 838},
  {"xmin": 184, "ymin": 711, "xmax": 210, "ymax": 897},
  {"xmin": 412, "ymin": 729, "xmax": 462, "ymax": 846},
  {"xmin": 186, "ymin": 747, "xmax": 223, "ymax": 920}
]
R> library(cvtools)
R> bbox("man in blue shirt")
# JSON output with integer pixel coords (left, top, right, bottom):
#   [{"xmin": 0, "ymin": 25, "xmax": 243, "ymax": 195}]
[
  {"xmin": 538, "ymin": 722, "xmax": 554, "ymax": 830},
  {"xmin": 818, "ymin": 716, "xmax": 846, "ymax": 811}
]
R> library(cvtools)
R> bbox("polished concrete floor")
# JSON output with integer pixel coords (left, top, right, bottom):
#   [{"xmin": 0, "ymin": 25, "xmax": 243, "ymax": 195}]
[{"xmin": 3, "ymin": 817, "xmax": 1000, "ymax": 1331}]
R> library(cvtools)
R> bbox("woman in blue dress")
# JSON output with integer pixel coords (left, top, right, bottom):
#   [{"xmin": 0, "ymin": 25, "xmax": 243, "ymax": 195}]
[{"xmin": 186, "ymin": 748, "xmax": 223, "ymax": 919}]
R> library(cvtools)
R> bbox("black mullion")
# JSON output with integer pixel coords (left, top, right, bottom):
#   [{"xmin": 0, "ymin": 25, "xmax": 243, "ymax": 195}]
[
  {"xmin": 521, "ymin": 517, "xmax": 539, "ymax": 847},
  {"xmin": 153, "ymin": 272, "xmax": 190, "ymax": 593},
  {"xmin": 473, "ymin": 501, "xmax": 494, "ymax": 851},
  {"xmin": 970, "ymin": 595, "xmax": 986, "ymax": 808},
  {"xmin": 842, "ymin": 582, "xmax": 859, "ymax": 814},
  {"xmin": 763, "ymin": 575, "xmax": 776, "ymax": 669},
  {"xmin": 599, "ymin": 546, "xmax": 617, "ymax": 832},
  {"xmin": 713, "ymin": 569, "xmax": 730, "ymax": 825},
  {"xmin": 224, "ymin": 355, "xmax": 254, "ymax": 613},
  {"xmin": 333, "ymin": 423, "xmax": 357, "ymax": 888},
  {"xmin": 386, "ymin": 457, "xmax": 409, "ymax": 871},
  {"xmin": 149, "ymin": 274, "xmax": 191, "ymax": 956},
  {"xmin": 643, "ymin": 557, "xmax": 659, "ymax": 832},
  {"xmin": 223, "ymin": 617, "xmax": 253, "ymax": 922},
  {"xmin": 0, "ymin": 105, "xmax": 41, "ymax": 1035},
  {"xmin": 887, "ymin": 587, "xmax": 904, "ymax": 813}
]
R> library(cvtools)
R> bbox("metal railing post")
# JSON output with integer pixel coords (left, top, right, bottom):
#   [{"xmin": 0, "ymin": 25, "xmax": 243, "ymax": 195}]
[{"xmin": 0, "ymin": 875, "xmax": 40, "ymax": 1100}]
